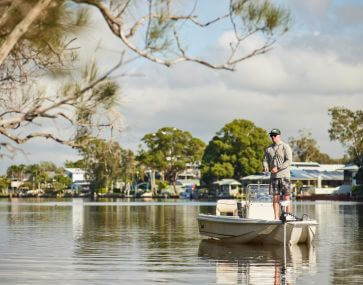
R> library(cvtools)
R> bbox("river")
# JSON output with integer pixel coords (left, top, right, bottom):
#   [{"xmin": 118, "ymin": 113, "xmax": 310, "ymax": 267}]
[{"xmin": 0, "ymin": 199, "xmax": 362, "ymax": 284}]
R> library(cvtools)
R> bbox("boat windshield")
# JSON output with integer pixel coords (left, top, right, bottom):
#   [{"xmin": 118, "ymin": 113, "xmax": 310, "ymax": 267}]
[{"xmin": 246, "ymin": 184, "xmax": 270, "ymax": 202}]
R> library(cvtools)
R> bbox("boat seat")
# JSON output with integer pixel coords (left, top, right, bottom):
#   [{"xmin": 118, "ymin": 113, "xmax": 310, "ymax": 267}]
[
  {"xmin": 216, "ymin": 200, "xmax": 238, "ymax": 216},
  {"xmin": 248, "ymin": 202, "xmax": 275, "ymax": 220}
]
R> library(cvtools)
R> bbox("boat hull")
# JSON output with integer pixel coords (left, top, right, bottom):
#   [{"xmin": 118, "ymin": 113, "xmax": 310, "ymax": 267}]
[{"xmin": 197, "ymin": 214, "xmax": 317, "ymax": 245}]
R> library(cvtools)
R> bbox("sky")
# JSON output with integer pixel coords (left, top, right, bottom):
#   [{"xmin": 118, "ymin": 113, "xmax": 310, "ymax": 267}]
[{"xmin": 1, "ymin": 0, "xmax": 363, "ymax": 174}]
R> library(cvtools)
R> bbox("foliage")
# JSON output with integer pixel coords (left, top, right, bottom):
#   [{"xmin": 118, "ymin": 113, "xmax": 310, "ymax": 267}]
[
  {"xmin": 352, "ymin": 184, "xmax": 363, "ymax": 194},
  {"xmin": 356, "ymin": 167, "xmax": 363, "ymax": 185},
  {"xmin": 25, "ymin": 164, "xmax": 48, "ymax": 189},
  {"xmin": 6, "ymin": 164, "xmax": 26, "ymax": 180},
  {"xmin": 6, "ymin": 162, "xmax": 72, "ymax": 191},
  {"xmin": 294, "ymin": 180, "xmax": 303, "ymax": 193},
  {"xmin": 288, "ymin": 129, "xmax": 346, "ymax": 164},
  {"xmin": 138, "ymin": 127, "xmax": 205, "ymax": 186},
  {"xmin": 157, "ymin": 180, "xmax": 169, "ymax": 191},
  {"xmin": 0, "ymin": 0, "xmax": 87, "ymax": 92},
  {"xmin": 120, "ymin": 149, "xmax": 136, "ymax": 183},
  {"xmin": 39, "ymin": 161, "xmax": 58, "ymax": 172},
  {"xmin": 0, "ymin": 0, "xmax": 290, "ymax": 159},
  {"xmin": 0, "ymin": 1, "xmax": 122, "ymax": 157},
  {"xmin": 76, "ymin": 137, "xmax": 124, "ymax": 193},
  {"xmin": 64, "ymin": 159, "xmax": 87, "ymax": 169},
  {"xmin": 328, "ymin": 107, "xmax": 363, "ymax": 166},
  {"xmin": 0, "ymin": 176, "xmax": 10, "ymax": 192},
  {"xmin": 53, "ymin": 174, "xmax": 72, "ymax": 190},
  {"xmin": 201, "ymin": 119, "xmax": 270, "ymax": 184}
]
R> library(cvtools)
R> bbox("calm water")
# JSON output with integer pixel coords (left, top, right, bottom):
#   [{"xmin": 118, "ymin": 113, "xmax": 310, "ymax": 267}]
[{"xmin": 0, "ymin": 198, "xmax": 362, "ymax": 284}]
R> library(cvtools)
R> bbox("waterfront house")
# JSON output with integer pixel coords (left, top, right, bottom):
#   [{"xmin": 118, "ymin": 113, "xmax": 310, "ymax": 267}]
[
  {"xmin": 213, "ymin": 179, "xmax": 241, "ymax": 197},
  {"xmin": 241, "ymin": 162, "xmax": 345, "ymax": 195},
  {"xmin": 64, "ymin": 168, "xmax": 86, "ymax": 182},
  {"xmin": 64, "ymin": 168, "xmax": 90, "ymax": 194}
]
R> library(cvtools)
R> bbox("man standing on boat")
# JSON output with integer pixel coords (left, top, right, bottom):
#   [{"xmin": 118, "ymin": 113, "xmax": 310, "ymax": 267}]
[{"xmin": 263, "ymin": 128, "xmax": 293, "ymax": 220}]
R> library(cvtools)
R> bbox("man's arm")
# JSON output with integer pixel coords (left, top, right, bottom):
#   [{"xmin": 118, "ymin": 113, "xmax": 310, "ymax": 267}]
[
  {"xmin": 263, "ymin": 150, "xmax": 269, "ymax": 172},
  {"xmin": 278, "ymin": 144, "xmax": 292, "ymax": 170}
]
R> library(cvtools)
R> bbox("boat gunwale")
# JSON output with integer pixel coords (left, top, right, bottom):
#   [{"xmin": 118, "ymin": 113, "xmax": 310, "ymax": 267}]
[{"xmin": 197, "ymin": 214, "xmax": 318, "ymax": 225}]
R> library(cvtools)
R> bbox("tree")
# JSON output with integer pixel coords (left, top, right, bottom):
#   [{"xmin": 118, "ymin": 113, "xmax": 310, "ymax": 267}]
[
  {"xmin": 0, "ymin": 0, "xmax": 290, "ymax": 157},
  {"xmin": 76, "ymin": 137, "xmax": 123, "ymax": 194},
  {"xmin": 328, "ymin": 107, "xmax": 363, "ymax": 166},
  {"xmin": 65, "ymin": 159, "xmax": 87, "ymax": 169},
  {"xmin": 288, "ymin": 129, "xmax": 343, "ymax": 164},
  {"xmin": 201, "ymin": 119, "xmax": 270, "ymax": 184},
  {"xmin": 39, "ymin": 161, "xmax": 57, "ymax": 172},
  {"xmin": 6, "ymin": 164, "xmax": 26, "ymax": 180},
  {"xmin": 53, "ymin": 174, "xmax": 72, "ymax": 190},
  {"xmin": 120, "ymin": 149, "xmax": 136, "ymax": 184},
  {"xmin": 138, "ymin": 127, "xmax": 205, "ymax": 194},
  {"xmin": 0, "ymin": 176, "xmax": 10, "ymax": 193},
  {"xmin": 0, "ymin": 0, "xmax": 85, "ymax": 88},
  {"xmin": 0, "ymin": 1, "xmax": 121, "ymax": 157},
  {"xmin": 25, "ymin": 163, "xmax": 48, "ymax": 189}
]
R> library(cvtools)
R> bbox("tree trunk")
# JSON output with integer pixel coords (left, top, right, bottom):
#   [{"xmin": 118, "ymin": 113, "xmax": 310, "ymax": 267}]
[
  {"xmin": 151, "ymin": 169, "xmax": 156, "ymax": 196},
  {"xmin": 173, "ymin": 172, "xmax": 178, "ymax": 195},
  {"xmin": 0, "ymin": 0, "xmax": 53, "ymax": 66}
]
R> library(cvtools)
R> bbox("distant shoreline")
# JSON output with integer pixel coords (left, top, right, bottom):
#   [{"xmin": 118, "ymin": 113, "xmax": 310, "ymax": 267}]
[{"xmin": 1, "ymin": 194, "xmax": 363, "ymax": 202}]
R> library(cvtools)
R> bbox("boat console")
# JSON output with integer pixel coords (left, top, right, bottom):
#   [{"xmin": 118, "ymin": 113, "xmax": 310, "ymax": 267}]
[{"xmin": 216, "ymin": 199, "xmax": 276, "ymax": 220}]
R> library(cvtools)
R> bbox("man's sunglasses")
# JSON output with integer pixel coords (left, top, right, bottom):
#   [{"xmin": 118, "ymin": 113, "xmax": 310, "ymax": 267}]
[{"xmin": 270, "ymin": 134, "xmax": 278, "ymax": 138}]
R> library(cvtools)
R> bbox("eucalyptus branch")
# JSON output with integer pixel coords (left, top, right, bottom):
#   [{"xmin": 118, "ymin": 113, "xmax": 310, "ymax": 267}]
[
  {"xmin": 0, "ymin": 57, "xmax": 123, "ymax": 131},
  {"xmin": 0, "ymin": 0, "xmax": 53, "ymax": 66},
  {"xmin": 74, "ymin": 0, "xmax": 286, "ymax": 71}
]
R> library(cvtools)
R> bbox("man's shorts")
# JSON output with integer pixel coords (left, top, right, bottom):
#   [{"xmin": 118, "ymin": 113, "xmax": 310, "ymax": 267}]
[{"xmin": 269, "ymin": 178, "xmax": 291, "ymax": 196}]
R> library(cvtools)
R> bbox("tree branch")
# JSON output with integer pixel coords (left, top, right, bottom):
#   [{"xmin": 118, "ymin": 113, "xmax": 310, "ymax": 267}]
[{"xmin": 0, "ymin": 0, "xmax": 53, "ymax": 66}]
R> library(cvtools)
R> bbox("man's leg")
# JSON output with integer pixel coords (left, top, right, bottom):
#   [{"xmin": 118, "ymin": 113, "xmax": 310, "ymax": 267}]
[
  {"xmin": 282, "ymin": 194, "xmax": 291, "ymax": 213},
  {"xmin": 281, "ymin": 178, "xmax": 292, "ymax": 213},
  {"xmin": 273, "ymin": 194, "xmax": 280, "ymax": 219}
]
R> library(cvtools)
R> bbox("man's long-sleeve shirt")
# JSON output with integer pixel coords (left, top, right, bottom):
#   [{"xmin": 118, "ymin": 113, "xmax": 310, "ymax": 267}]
[{"xmin": 263, "ymin": 141, "xmax": 292, "ymax": 179}]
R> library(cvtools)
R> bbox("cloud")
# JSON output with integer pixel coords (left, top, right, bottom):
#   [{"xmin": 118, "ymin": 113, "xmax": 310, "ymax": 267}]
[
  {"xmin": 224, "ymin": 47, "xmax": 363, "ymax": 95},
  {"xmin": 2, "ymin": 0, "xmax": 363, "ymax": 174},
  {"xmin": 292, "ymin": 0, "xmax": 331, "ymax": 14},
  {"xmin": 119, "ymin": 75, "xmax": 361, "ymax": 157},
  {"xmin": 92, "ymin": 1, "xmax": 363, "ymax": 161},
  {"xmin": 334, "ymin": 3, "xmax": 363, "ymax": 27}
]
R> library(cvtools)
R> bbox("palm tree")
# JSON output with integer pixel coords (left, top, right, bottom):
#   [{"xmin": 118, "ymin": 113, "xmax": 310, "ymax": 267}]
[{"xmin": 25, "ymin": 164, "xmax": 47, "ymax": 190}]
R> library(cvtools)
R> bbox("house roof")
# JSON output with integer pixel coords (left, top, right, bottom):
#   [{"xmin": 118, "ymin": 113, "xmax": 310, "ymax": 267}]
[
  {"xmin": 213, "ymin": 179, "xmax": 241, "ymax": 185},
  {"xmin": 241, "ymin": 174, "xmax": 270, "ymax": 181},
  {"xmin": 64, "ymin": 168, "xmax": 86, "ymax": 174},
  {"xmin": 290, "ymin": 169, "xmax": 343, "ymax": 180},
  {"xmin": 241, "ymin": 169, "xmax": 344, "ymax": 181},
  {"xmin": 336, "ymin": 164, "xmax": 359, "ymax": 171}
]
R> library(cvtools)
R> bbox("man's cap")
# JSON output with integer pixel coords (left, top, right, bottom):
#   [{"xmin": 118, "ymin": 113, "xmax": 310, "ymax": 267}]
[{"xmin": 269, "ymin": 128, "xmax": 281, "ymax": 135}]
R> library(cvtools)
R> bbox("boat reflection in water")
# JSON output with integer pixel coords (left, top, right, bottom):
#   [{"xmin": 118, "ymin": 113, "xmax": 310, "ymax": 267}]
[{"xmin": 198, "ymin": 240, "xmax": 316, "ymax": 284}]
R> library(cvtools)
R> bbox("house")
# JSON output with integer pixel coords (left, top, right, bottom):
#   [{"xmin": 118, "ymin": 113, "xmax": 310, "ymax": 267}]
[
  {"xmin": 64, "ymin": 168, "xmax": 90, "ymax": 194},
  {"xmin": 338, "ymin": 164, "xmax": 359, "ymax": 185},
  {"xmin": 241, "ymin": 162, "xmax": 345, "ymax": 195},
  {"xmin": 64, "ymin": 168, "xmax": 86, "ymax": 182},
  {"xmin": 213, "ymin": 179, "xmax": 241, "ymax": 197}
]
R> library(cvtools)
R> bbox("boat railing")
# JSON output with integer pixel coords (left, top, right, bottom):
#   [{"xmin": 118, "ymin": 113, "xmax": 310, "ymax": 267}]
[{"xmin": 245, "ymin": 184, "xmax": 270, "ymax": 203}]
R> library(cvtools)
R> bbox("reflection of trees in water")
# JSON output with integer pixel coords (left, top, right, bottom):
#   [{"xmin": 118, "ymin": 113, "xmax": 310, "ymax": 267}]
[
  {"xmin": 198, "ymin": 240, "xmax": 316, "ymax": 284},
  {"xmin": 331, "ymin": 204, "xmax": 363, "ymax": 284},
  {"xmin": 292, "ymin": 203, "xmax": 317, "ymax": 222},
  {"xmin": 72, "ymin": 203, "xmax": 202, "ymax": 257},
  {"xmin": 5, "ymin": 198, "xmax": 70, "ymax": 226},
  {"xmin": 2, "ymin": 199, "xmax": 73, "ymax": 255}
]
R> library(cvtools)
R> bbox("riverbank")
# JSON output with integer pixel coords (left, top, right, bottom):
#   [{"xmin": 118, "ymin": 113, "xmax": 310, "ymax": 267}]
[
  {"xmin": 296, "ymin": 194, "xmax": 363, "ymax": 202},
  {"xmin": 2, "ymin": 193, "xmax": 363, "ymax": 202}
]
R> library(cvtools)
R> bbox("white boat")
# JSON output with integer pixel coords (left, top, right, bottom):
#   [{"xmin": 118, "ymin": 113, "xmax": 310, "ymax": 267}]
[{"xmin": 197, "ymin": 185, "xmax": 318, "ymax": 245}]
